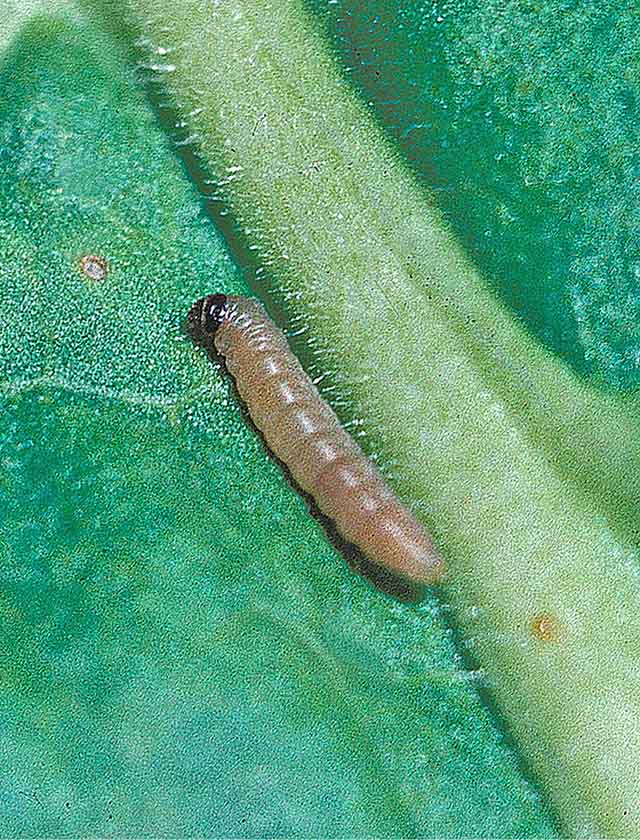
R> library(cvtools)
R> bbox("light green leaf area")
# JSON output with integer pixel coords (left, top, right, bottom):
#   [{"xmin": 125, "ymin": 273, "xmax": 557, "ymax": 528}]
[
  {"xmin": 309, "ymin": 0, "xmax": 640, "ymax": 386},
  {"xmin": 0, "ymin": 13, "xmax": 555, "ymax": 838},
  {"xmin": 112, "ymin": 0, "xmax": 640, "ymax": 836}
]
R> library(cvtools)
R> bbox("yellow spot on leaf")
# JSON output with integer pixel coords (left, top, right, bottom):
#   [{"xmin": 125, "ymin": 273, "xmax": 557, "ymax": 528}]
[
  {"xmin": 530, "ymin": 612, "xmax": 559, "ymax": 642},
  {"xmin": 79, "ymin": 254, "xmax": 108, "ymax": 281}
]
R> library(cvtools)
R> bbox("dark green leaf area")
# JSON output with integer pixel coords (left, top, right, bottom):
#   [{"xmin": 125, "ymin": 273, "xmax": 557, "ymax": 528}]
[
  {"xmin": 309, "ymin": 0, "xmax": 640, "ymax": 386},
  {"xmin": 0, "ymin": 13, "xmax": 556, "ymax": 839}
]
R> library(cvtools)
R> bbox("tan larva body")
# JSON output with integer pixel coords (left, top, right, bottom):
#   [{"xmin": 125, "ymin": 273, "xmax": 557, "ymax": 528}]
[{"xmin": 199, "ymin": 295, "xmax": 444, "ymax": 586}]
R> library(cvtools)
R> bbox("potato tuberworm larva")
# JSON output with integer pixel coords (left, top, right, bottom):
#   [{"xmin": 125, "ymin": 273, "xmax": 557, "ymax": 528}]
[{"xmin": 188, "ymin": 294, "xmax": 445, "ymax": 586}]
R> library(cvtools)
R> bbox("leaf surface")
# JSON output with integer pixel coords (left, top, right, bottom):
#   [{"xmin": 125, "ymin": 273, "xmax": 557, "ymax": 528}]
[{"xmin": 0, "ymin": 11, "xmax": 556, "ymax": 837}]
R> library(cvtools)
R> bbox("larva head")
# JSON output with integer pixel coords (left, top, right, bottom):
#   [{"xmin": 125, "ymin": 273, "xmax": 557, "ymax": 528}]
[{"xmin": 187, "ymin": 294, "xmax": 228, "ymax": 348}]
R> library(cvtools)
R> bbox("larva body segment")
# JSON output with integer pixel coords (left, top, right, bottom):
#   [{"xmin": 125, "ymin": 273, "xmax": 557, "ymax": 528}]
[{"xmin": 188, "ymin": 294, "xmax": 445, "ymax": 586}]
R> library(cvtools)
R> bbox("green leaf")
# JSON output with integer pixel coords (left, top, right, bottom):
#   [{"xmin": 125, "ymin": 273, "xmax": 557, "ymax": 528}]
[
  {"xmin": 308, "ymin": 0, "xmax": 640, "ymax": 387},
  {"xmin": 0, "ymin": 11, "xmax": 555, "ymax": 838},
  {"xmin": 86, "ymin": 0, "xmax": 640, "ymax": 836}
]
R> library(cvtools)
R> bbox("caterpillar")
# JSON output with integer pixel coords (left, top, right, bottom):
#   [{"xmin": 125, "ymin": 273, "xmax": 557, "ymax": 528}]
[{"xmin": 188, "ymin": 294, "xmax": 445, "ymax": 586}]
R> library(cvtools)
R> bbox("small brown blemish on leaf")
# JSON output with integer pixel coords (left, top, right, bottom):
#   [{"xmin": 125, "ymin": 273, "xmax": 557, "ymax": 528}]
[
  {"xmin": 79, "ymin": 254, "xmax": 108, "ymax": 281},
  {"xmin": 531, "ymin": 612, "xmax": 559, "ymax": 642}
]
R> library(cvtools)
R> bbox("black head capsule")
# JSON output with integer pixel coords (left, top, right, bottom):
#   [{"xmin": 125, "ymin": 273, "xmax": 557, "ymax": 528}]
[{"xmin": 187, "ymin": 294, "xmax": 229, "ymax": 349}]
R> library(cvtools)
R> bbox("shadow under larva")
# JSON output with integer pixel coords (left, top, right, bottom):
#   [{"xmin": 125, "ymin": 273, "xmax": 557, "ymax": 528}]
[{"xmin": 186, "ymin": 293, "xmax": 445, "ymax": 598}]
